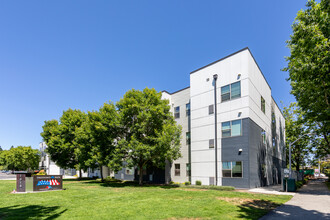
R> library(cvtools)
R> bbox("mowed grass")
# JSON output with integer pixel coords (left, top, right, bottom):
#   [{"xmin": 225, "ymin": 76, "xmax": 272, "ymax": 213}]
[{"xmin": 0, "ymin": 179, "xmax": 291, "ymax": 220}]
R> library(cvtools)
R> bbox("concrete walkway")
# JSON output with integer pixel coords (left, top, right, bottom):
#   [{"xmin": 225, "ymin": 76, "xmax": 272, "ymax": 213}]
[
  {"xmin": 260, "ymin": 179, "xmax": 330, "ymax": 220},
  {"xmin": 248, "ymin": 184, "xmax": 295, "ymax": 196}
]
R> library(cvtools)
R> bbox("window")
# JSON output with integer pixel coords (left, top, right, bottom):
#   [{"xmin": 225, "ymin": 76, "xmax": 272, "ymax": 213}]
[
  {"xmin": 261, "ymin": 96, "xmax": 265, "ymax": 113},
  {"xmin": 174, "ymin": 106, "xmax": 180, "ymax": 119},
  {"xmin": 261, "ymin": 130, "xmax": 266, "ymax": 144},
  {"xmin": 222, "ymin": 162, "xmax": 232, "ymax": 177},
  {"xmin": 186, "ymin": 132, "xmax": 191, "ymax": 145},
  {"xmin": 221, "ymin": 119, "xmax": 242, "ymax": 137},
  {"xmin": 186, "ymin": 103, "xmax": 190, "ymax": 116},
  {"xmin": 175, "ymin": 164, "xmax": 180, "ymax": 176},
  {"xmin": 209, "ymin": 139, "xmax": 214, "ymax": 148},
  {"xmin": 221, "ymin": 81, "xmax": 241, "ymax": 102},
  {"xmin": 222, "ymin": 161, "xmax": 242, "ymax": 178},
  {"xmin": 209, "ymin": 104, "xmax": 214, "ymax": 114},
  {"xmin": 186, "ymin": 163, "xmax": 191, "ymax": 177},
  {"xmin": 221, "ymin": 85, "xmax": 230, "ymax": 102}
]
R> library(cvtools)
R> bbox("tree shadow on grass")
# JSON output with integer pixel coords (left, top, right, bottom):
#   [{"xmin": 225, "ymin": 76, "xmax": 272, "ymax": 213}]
[
  {"xmin": 0, "ymin": 205, "xmax": 67, "ymax": 220},
  {"xmin": 236, "ymin": 199, "xmax": 281, "ymax": 220}
]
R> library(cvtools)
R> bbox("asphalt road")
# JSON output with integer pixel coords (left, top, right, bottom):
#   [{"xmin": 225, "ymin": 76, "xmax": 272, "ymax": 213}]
[
  {"xmin": 0, "ymin": 172, "xmax": 16, "ymax": 180},
  {"xmin": 260, "ymin": 179, "xmax": 330, "ymax": 220}
]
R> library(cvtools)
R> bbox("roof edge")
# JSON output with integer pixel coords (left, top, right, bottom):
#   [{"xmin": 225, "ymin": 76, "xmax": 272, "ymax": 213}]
[
  {"xmin": 190, "ymin": 47, "xmax": 271, "ymax": 90},
  {"xmin": 162, "ymin": 86, "xmax": 190, "ymax": 95}
]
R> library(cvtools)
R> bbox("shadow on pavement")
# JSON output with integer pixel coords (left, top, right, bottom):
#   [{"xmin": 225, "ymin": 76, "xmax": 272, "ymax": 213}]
[
  {"xmin": 0, "ymin": 205, "xmax": 67, "ymax": 220},
  {"xmin": 237, "ymin": 199, "xmax": 282, "ymax": 219},
  {"xmin": 258, "ymin": 203, "xmax": 330, "ymax": 220}
]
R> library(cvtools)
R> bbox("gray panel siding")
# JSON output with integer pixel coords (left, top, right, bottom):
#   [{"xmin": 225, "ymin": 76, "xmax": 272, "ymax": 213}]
[
  {"xmin": 248, "ymin": 118, "xmax": 284, "ymax": 188},
  {"xmin": 221, "ymin": 118, "xmax": 250, "ymax": 188}
]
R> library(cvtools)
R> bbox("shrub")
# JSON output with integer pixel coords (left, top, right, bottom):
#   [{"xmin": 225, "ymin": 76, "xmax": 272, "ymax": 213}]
[
  {"xmin": 195, "ymin": 180, "xmax": 202, "ymax": 185},
  {"xmin": 184, "ymin": 181, "xmax": 191, "ymax": 185},
  {"xmin": 295, "ymin": 180, "xmax": 304, "ymax": 189}
]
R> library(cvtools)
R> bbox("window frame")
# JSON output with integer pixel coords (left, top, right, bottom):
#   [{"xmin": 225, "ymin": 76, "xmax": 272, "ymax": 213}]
[
  {"xmin": 221, "ymin": 119, "xmax": 242, "ymax": 138},
  {"xmin": 221, "ymin": 81, "xmax": 241, "ymax": 102},
  {"xmin": 222, "ymin": 161, "xmax": 243, "ymax": 178},
  {"xmin": 174, "ymin": 163, "xmax": 180, "ymax": 176},
  {"xmin": 261, "ymin": 96, "xmax": 265, "ymax": 113},
  {"xmin": 186, "ymin": 103, "xmax": 190, "ymax": 117},
  {"xmin": 186, "ymin": 132, "xmax": 191, "ymax": 145},
  {"xmin": 174, "ymin": 106, "xmax": 180, "ymax": 119}
]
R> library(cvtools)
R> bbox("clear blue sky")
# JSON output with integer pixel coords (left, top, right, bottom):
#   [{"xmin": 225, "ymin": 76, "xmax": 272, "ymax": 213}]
[{"xmin": 0, "ymin": 1, "xmax": 307, "ymax": 150}]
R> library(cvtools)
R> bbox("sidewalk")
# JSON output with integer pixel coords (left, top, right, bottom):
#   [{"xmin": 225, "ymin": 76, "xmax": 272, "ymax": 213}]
[
  {"xmin": 248, "ymin": 184, "xmax": 295, "ymax": 196},
  {"xmin": 260, "ymin": 179, "xmax": 330, "ymax": 220}
]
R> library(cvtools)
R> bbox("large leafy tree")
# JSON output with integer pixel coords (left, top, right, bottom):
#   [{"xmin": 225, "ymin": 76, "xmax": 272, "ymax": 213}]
[
  {"xmin": 0, "ymin": 146, "xmax": 40, "ymax": 171},
  {"xmin": 283, "ymin": 103, "xmax": 312, "ymax": 171},
  {"xmin": 76, "ymin": 102, "xmax": 120, "ymax": 181},
  {"xmin": 41, "ymin": 109, "xmax": 88, "ymax": 176},
  {"xmin": 284, "ymin": 0, "xmax": 330, "ymax": 152},
  {"xmin": 116, "ymin": 88, "xmax": 182, "ymax": 185}
]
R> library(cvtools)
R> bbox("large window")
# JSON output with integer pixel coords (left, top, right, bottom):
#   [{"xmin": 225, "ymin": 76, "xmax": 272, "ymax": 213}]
[
  {"xmin": 174, "ymin": 106, "xmax": 180, "ymax": 119},
  {"xmin": 261, "ymin": 96, "xmax": 265, "ymax": 113},
  {"xmin": 186, "ymin": 103, "xmax": 190, "ymax": 116},
  {"xmin": 221, "ymin": 81, "xmax": 241, "ymax": 102},
  {"xmin": 221, "ymin": 119, "xmax": 242, "ymax": 137},
  {"xmin": 186, "ymin": 132, "xmax": 191, "ymax": 145},
  {"xmin": 175, "ymin": 164, "xmax": 180, "ymax": 176},
  {"xmin": 222, "ymin": 161, "xmax": 242, "ymax": 178}
]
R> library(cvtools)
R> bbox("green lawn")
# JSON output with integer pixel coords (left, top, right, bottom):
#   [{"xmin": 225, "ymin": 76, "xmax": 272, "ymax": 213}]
[{"xmin": 0, "ymin": 179, "xmax": 291, "ymax": 220}]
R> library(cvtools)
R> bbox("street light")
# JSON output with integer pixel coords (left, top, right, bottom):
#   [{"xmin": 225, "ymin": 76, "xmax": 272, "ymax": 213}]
[{"xmin": 288, "ymin": 133, "xmax": 315, "ymax": 178}]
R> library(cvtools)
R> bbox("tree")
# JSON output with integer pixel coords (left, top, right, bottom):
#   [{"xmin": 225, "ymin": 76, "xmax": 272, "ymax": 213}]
[
  {"xmin": 116, "ymin": 88, "xmax": 182, "ymax": 185},
  {"xmin": 41, "ymin": 109, "xmax": 88, "ymax": 177},
  {"xmin": 0, "ymin": 146, "xmax": 3, "ymax": 151},
  {"xmin": 283, "ymin": 103, "xmax": 312, "ymax": 171},
  {"xmin": 284, "ymin": 0, "xmax": 330, "ymax": 152},
  {"xmin": 76, "ymin": 102, "xmax": 120, "ymax": 181},
  {"xmin": 0, "ymin": 146, "xmax": 40, "ymax": 171}
]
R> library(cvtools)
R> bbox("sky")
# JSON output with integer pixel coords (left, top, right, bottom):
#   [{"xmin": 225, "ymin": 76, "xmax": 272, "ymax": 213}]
[{"xmin": 0, "ymin": 1, "xmax": 307, "ymax": 150}]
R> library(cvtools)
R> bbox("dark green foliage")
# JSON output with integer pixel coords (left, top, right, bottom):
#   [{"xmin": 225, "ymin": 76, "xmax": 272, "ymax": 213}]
[
  {"xmin": 116, "ymin": 88, "xmax": 182, "ymax": 185},
  {"xmin": 283, "ymin": 103, "xmax": 312, "ymax": 171},
  {"xmin": 195, "ymin": 180, "xmax": 202, "ymax": 185},
  {"xmin": 184, "ymin": 181, "xmax": 191, "ymax": 185},
  {"xmin": 41, "ymin": 109, "xmax": 87, "ymax": 170},
  {"xmin": 0, "ymin": 146, "xmax": 40, "ymax": 171},
  {"xmin": 284, "ymin": 0, "xmax": 330, "ymax": 154}
]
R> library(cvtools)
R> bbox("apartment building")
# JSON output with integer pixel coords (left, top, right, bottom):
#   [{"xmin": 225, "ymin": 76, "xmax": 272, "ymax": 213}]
[{"xmin": 163, "ymin": 47, "xmax": 285, "ymax": 188}]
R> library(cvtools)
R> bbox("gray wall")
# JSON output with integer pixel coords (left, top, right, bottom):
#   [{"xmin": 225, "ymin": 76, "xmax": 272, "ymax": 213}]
[
  {"xmin": 222, "ymin": 118, "xmax": 284, "ymax": 189},
  {"xmin": 221, "ymin": 118, "xmax": 250, "ymax": 188}
]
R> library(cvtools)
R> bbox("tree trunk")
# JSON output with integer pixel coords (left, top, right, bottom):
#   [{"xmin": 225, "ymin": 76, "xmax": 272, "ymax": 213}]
[
  {"xmin": 100, "ymin": 165, "xmax": 104, "ymax": 182},
  {"xmin": 139, "ymin": 164, "xmax": 143, "ymax": 185},
  {"xmin": 79, "ymin": 169, "xmax": 82, "ymax": 180}
]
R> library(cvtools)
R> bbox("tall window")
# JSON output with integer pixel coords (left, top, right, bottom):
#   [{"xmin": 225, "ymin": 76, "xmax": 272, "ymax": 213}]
[
  {"xmin": 186, "ymin": 103, "xmax": 190, "ymax": 116},
  {"xmin": 261, "ymin": 96, "xmax": 265, "ymax": 113},
  {"xmin": 221, "ymin": 81, "xmax": 241, "ymax": 102},
  {"xmin": 186, "ymin": 163, "xmax": 191, "ymax": 177},
  {"xmin": 175, "ymin": 164, "xmax": 180, "ymax": 176},
  {"xmin": 261, "ymin": 130, "xmax": 266, "ymax": 144},
  {"xmin": 222, "ymin": 161, "xmax": 242, "ymax": 178},
  {"xmin": 221, "ymin": 120, "xmax": 242, "ymax": 137},
  {"xmin": 174, "ymin": 106, "xmax": 180, "ymax": 119},
  {"xmin": 186, "ymin": 132, "xmax": 191, "ymax": 145}
]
